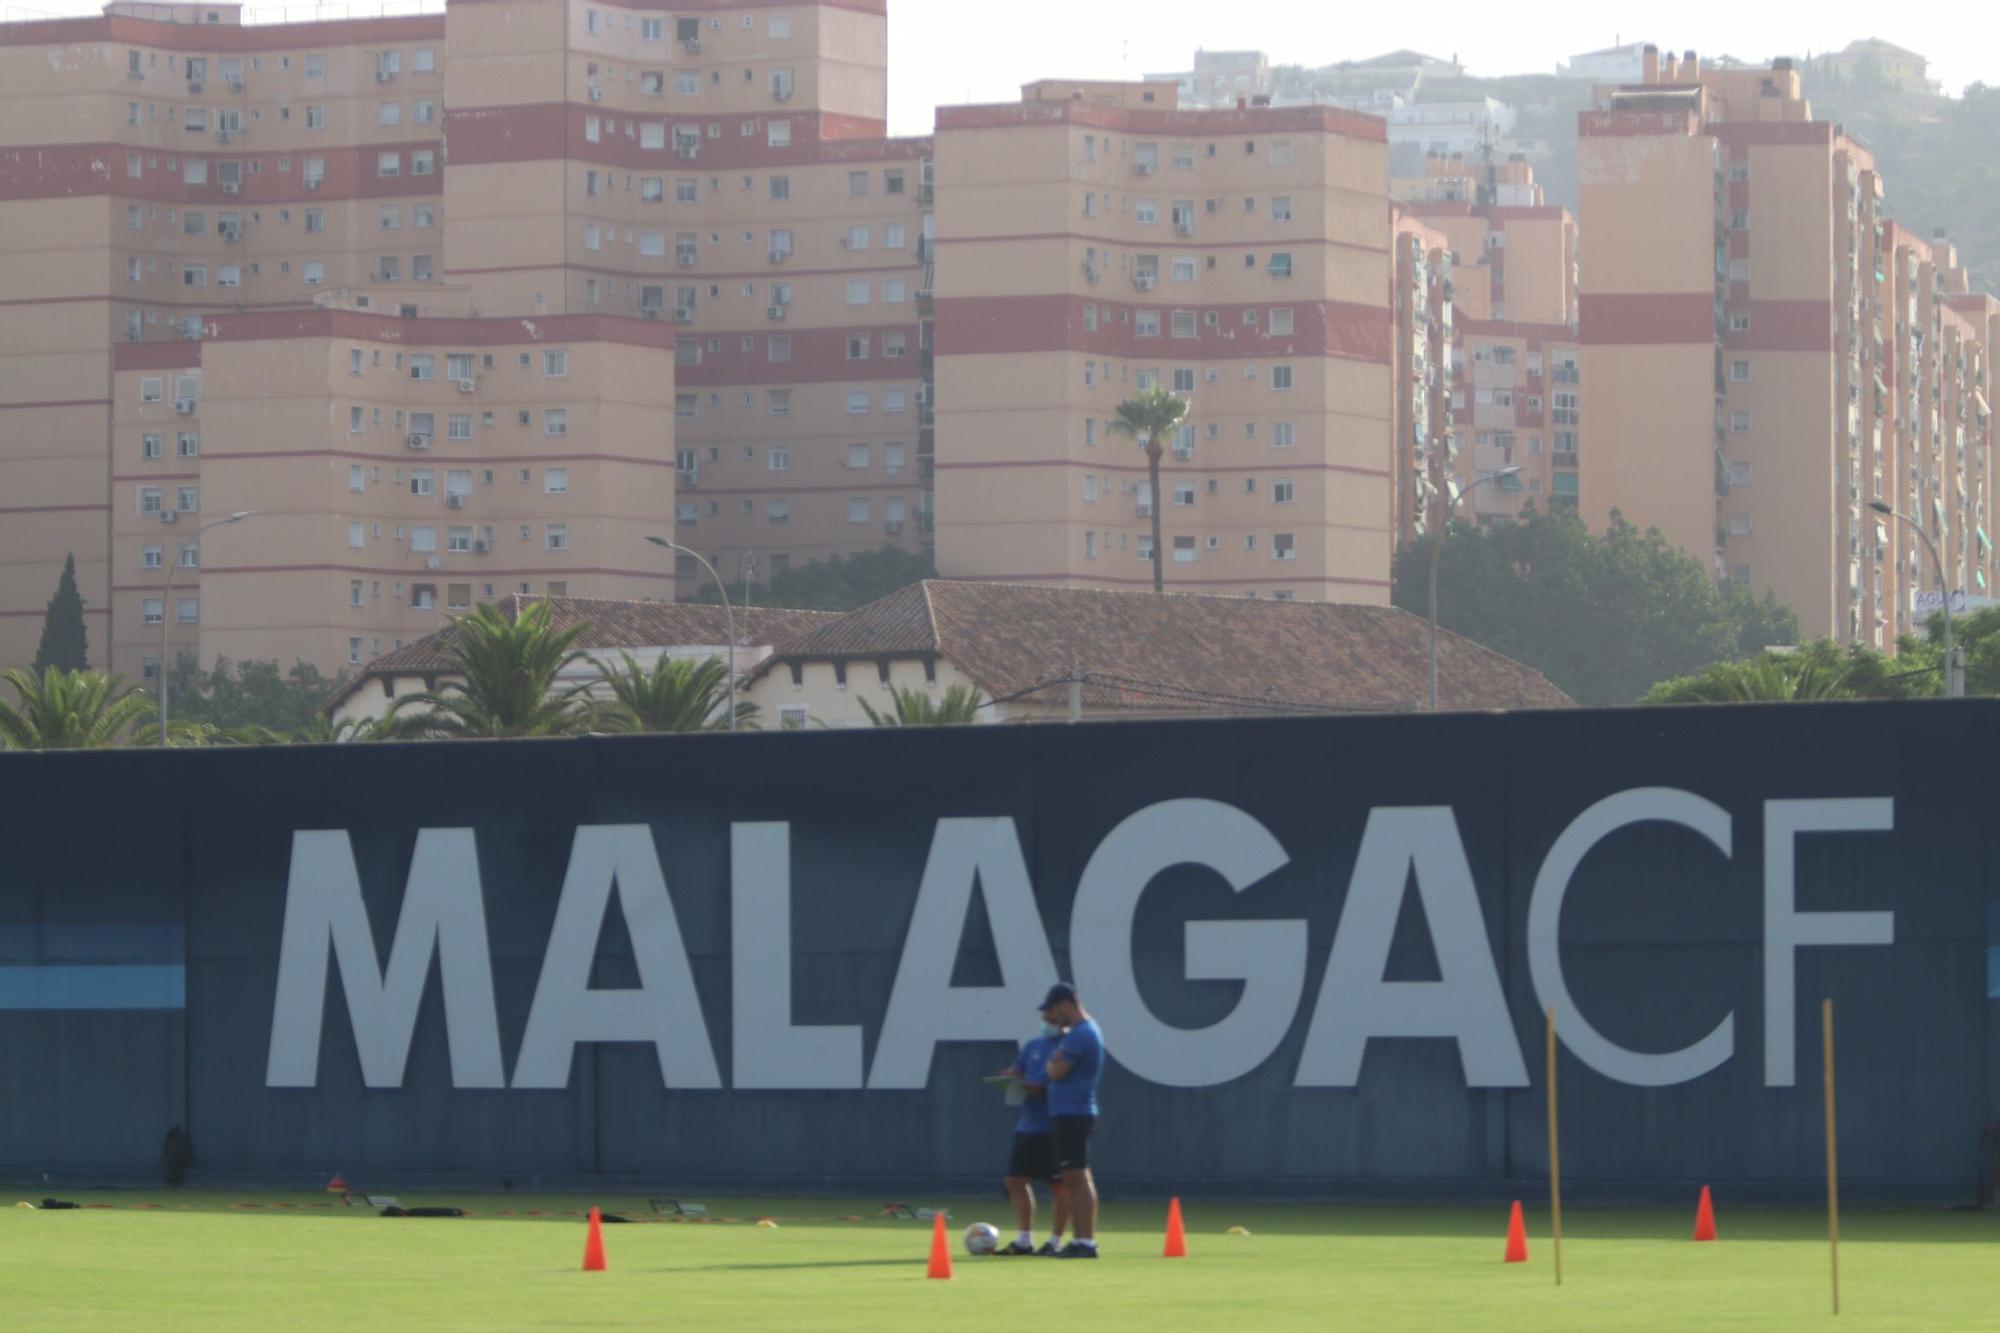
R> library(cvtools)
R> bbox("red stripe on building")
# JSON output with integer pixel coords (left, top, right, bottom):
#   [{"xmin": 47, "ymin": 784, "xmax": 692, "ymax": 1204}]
[
  {"xmin": 934, "ymin": 294, "xmax": 1392, "ymax": 363},
  {"xmin": 941, "ymin": 230, "xmax": 1387, "ymax": 258},
  {"xmin": 0, "ymin": 13, "xmax": 444, "ymax": 51},
  {"xmin": 935, "ymin": 100, "xmax": 1387, "ymax": 143},
  {"xmin": 1730, "ymin": 301, "xmax": 1834, "ymax": 353},
  {"xmin": 0, "ymin": 142, "xmax": 442, "ymax": 205},
  {"xmin": 674, "ymin": 322, "xmax": 921, "ymax": 386},
  {"xmin": 200, "ymin": 450, "xmax": 678, "ymax": 469},
  {"xmin": 441, "ymin": 257, "xmax": 922, "ymax": 283},
  {"xmin": 193, "ymin": 308, "xmax": 680, "ymax": 349},
  {"xmin": 444, "ymin": 104, "xmax": 918, "ymax": 170},
  {"xmin": 1579, "ymin": 292, "xmax": 1717, "ymax": 345}
]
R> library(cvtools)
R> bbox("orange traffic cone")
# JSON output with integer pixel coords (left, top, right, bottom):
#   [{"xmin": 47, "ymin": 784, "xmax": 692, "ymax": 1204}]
[
  {"xmin": 1694, "ymin": 1185, "xmax": 1718, "ymax": 1242},
  {"xmin": 1163, "ymin": 1197, "xmax": 1188, "ymax": 1259},
  {"xmin": 926, "ymin": 1210, "xmax": 954, "ymax": 1280},
  {"xmin": 582, "ymin": 1206, "xmax": 607, "ymax": 1272},
  {"xmin": 1503, "ymin": 1200, "xmax": 1529, "ymax": 1264}
]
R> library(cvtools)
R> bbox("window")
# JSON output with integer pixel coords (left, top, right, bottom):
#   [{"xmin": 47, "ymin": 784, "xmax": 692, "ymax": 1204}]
[
  {"xmin": 349, "ymin": 579, "xmax": 365, "ymax": 608},
  {"xmin": 1728, "ymin": 258, "xmax": 1749, "ymax": 283},
  {"xmin": 1172, "ymin": 482, "xmax": 1195, "ymax": 507},
  {"xmin": 415, "ymin": 100, "xmax": 435, "ymax": 125},
  {"xmin": 349, "ymin": 464, "xmax": 366, "ymax": 491},
  {"xmin": 1271, "ymin": 196, "xmax": 1293, "ymax": 222},
  {"xmin": 882, "ymin": 277, "xmax": 907, "ymax": 305},
  {"xmin": 304, "ymin": 207, "xmax": 325, "ymax": 234},
  {"xmin": 349, "ymin": 522, "xmax": 366, "ymax": 549},
  {"xmin": 847, "ymin": 334, "xmax": 870, "ymax": 361},
  {"xmin": 1730, "ymin": 310, "xmax": 1751, "ymax": 333},
  {"xmin": 176, "ymin": 597, "xmax": 198, "ymax": 625},
  {"xmin": 1729, "ymin": 461, "xmax": 1753, "ymax": 487},
  {"xmin": 177, "ymin": 432, "xmax": 198, "ymax": 457},
  {"xmin": 1171, "ymin": 310, "xmax": 1198, "ymax": 339},
  {"xmin": 378, "ymin": 101, "xmax": 401, "ymax": 126},
  {"xmin": 413, "ymin": 45, "xmax": 436, "ymax": 72},
  {"xmin": 142, "ymin": 598, "xmax": 164, "ymax": 625},
  {"xmin": 544, "ymin": 467, "xmax": 568, "ymax": 494},
  {"xmin": 141, "ymin": 432, "xmax": 163, "ymax": 459},
  {"xmin": 175, "ymin": 486, "xmax": 198, "ymax": 513},
  {"xmin": 1268, "ymin": 253, "xmax": 1294, "ymax": 279},
  {"xmin": 1135, "ymin": 200, "xmax": 1159, "ymax": 225},
  {"xmin": 1269, "ymin": 308, "xmax": 1295, "ymax": 336},
  {"xmin": 1136, "ymin": 311, "xmax": 1162, "ymax": 339},
  {"xmin": 409, "ymin": 469, "xmax": 434, "ymax": 496},
  {"xmin": 768, "ymin": 120, "xmax": 791, "ymax": 148},
  {"xmin": 544, "ymin": 409, "xmax": 567, "ymax": 436},
  {"xmin": 408, "ymin": 354, "xmax": 434, "ymax": 380},
  {"xmin": 1269, "ymin": 140, "xmax": 1293, "ymax": 167},
  {"xmin": 140, "ymin": 377, "xmax": 164, "ymax": 404},
  {"xmin": 543, "ymin": 349, "xmax": 569, "ymax": 378},
  {"xmin": 1272, "ymin": 365, "xmax": 1294, "ymax": 391},
  {"xmin": 1273, "ymin": 533, "xmax": 1296, "ymax": 561},
  {"xmin": 1731, "ymin": 360, "xmax": 1752, "ymax": 383},
  {"xmin": 1730, "ymin": 513, "xmax": 1753, "ymax": 537},
  {"xmin": 411, "ymin": 150, "xmax": 434, "ymax": 177},
  {"xmin": 377, "ymin": 151, "xmax": 400, "ymax": 177},
  {"xmin": 848, "ymin": 497, "xmax": 871, "ymax": 525},
  {"xmin": 847, "ymin": 390, "xmax": 869, "ymax": 414},
  {"xmin": 1173, "ymin": 536, "xmax": 1198, "ymax": 564},
  {"xmin": 768, "ymin": 389, "xmax": 791, "ymax": 416},
  {"xmin": 542, "ymin": 523, "xmax": 568, "ymax": 552},
  {"xmin": 1171, "ymin": 257, "xmax": 1197, "ymax": 284}
]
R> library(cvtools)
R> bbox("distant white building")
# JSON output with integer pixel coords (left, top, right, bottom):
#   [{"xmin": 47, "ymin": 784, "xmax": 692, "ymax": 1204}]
[
  {"xmin": 1386, "ymin": 98, "xmax": 1515, "ymax": 156},
  {"xmin": 1558, "ymin": 41, "xmax": 1652, "ymax": 83}
]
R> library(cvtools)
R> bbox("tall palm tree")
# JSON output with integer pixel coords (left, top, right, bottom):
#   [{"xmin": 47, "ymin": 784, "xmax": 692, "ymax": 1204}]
[
  {"xmin": 859, "ymin": 682, "xmax": 985, "ymax": 727},
  {"xmin": 1109, "ymin": 388, "xmax": 1192, "ymax": 594},
  {"xmin": 0, "ymin": 667, "xmax": 154, "ymax": 750},
  {"xmin": 381, "ymin": 601, "xmax": 595, "ymax": 739},
  {"xmin": 594, "ymin": 653, "xmax": 758, "ymax": 733}
]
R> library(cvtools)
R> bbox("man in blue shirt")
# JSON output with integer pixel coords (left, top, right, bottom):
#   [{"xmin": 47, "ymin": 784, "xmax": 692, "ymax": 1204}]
[
  {"xmin": 1042, "ymin": 982, "xmax": 1104, "ymax": 1258},
  {"xmin": 996, "ymin": 1003, "xmax": 1070, "ymax": 1255}
]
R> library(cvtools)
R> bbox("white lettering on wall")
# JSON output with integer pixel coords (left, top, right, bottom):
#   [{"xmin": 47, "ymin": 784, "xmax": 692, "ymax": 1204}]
[
  {"xmin": 511, "ymin": 825, "xmax": 720, "ymax": 1090},
  {"xmin": 731, "ymin": 822, "xmax": 864, "ymax": 1089},
  {"xmin": 1297, "ymin": 807, "xmax": 1528, "ymax": 1087},
  {"xmin": 266, "ymin": 829, "xmax": 505, "ymax": 1089},
  {"xmin": 1072, "ymin": 799, "xmax": 1301, "ymax": 1087}
]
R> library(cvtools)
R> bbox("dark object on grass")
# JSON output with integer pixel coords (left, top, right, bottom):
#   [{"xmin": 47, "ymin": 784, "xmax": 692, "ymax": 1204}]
[
  {"xmin": 161, "ymin": 1125, "xmax": 192, "ymax": 1186},
  {"xmin": 40, "ymin": 1199, "xmax": 79, "ymax": 1210},
  {"xmin": 380, "ymin": 1206, "xmax": 465, "ymax": 1218},
  {"xmin": 600, "ymin": 1213, "xmax": 631, "ymax": 1224}
]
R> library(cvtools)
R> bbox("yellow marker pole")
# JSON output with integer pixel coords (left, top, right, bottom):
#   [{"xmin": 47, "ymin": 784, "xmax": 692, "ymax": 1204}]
[
  {"xmin": 1823, "ymin": 998, "xmax": 1840, "ymax": 1316},
  {"xmin": 1547, "ymin": 1004, "xmax": 1563, "ymax": 1288}
]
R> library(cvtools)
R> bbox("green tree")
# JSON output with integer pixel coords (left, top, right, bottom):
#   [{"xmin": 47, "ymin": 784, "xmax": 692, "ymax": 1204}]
[
  {"xmin": 0, "ymin": 667, "xmax": 152, "ymax": 750},
  {"xmin": 1391, "ymin": 506, "xmax": 1802, "ymax": 705},
  {"xmin": 380, "ymin": 602, "xmax": 595, "ymax": 739},
  {"xmin": 1109, "ymin": 388, "xmax": 1192, "ymax": 594},
  {"xmin": 858, "ymin": 682, "xmax": 985, "ymax": 727},
  {"xmin": 31, "ymin": 554, "xmax": 90, "ymax": 674},
  {"xmin": 1643, "ymin": 641, "xmax": 1863, "ymax": 704},
  {"xmin": 689, "ymin": 545, "xmax": 937, "ymax": 613},
  {"xmin": 162, "ymin": 657, "xmax": 342, "ymax": 734},
  {"xmin": 593, "ymin": 653, "xmax": 756, "ymax": 733}
]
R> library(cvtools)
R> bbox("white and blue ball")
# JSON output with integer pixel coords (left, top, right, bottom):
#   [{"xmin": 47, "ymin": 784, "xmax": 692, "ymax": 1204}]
[{"xmin": 963, "ymin": 1222, "xmax": 1000, "ymax": 1256}]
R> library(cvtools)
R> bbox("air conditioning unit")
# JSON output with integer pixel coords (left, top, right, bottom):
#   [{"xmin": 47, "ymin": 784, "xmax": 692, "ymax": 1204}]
[
  {"xmin": 221, "ymin": 182, "xmax": 241, "ymax": 195},
  {"xmin": 188, "ymin": 81, "xmax": 203, "ymax": 94},
  {"xmin": 672, "ymin": 306, "xmax": 693, "ymax": 322},
  {"xmin": 225, "ymin": 80, "xmax": 243, "ymax": 92},
  {"xmin": 457, "ymin": 379, "xmax": 476, "ymax": 393},
  {"xmin": 676, "ymin": 145, "xmax": 699, "ymax": 160},
  {"xmin": 767, "ymin": 305, "xmax": 788, "ymax": 320},
  {"xmin": 221, "ymin": 228, "xmax": 240, "ymax": 243},
  {"xmin": 375, "ymin": 69, "xmax": 394, "ymax": 83},
  {"xmin": 1134, "ymin": 161, "xmax": 1155, "ymax": 175},
  {"xmin": 473, "ymin": 539, "xmax": 492, "ymax": 553},
  {"xmin": 768, "ymin": 250, "xmax": 790, "ymax": 264},
  {"xmin": 774, "ymin": 86, "xmax": 792, "ymax": 102},
  {"xmin": 216, "ymin": 129, "xmax": 233, "ymax": 143},
  {"xmin": 588, "ymin": 86, "xmax": 602, "ymax": 102},
  {"xmin": 677, "ymin": 253, "xmax": 697, "ymax": 266},
  {"xmin": 1173, "ymin": 446, "xmax": 1195, "ymax": 461},
  {"xmin": 682, "ymin": 38, "xmax": 702, "ymax": 54},
  {"xmin": 174, "ymin": 398, "xmax": 196, "ymax": 415},
  {"xmin": 160, "ymin": 510, "xmax": 179, "ymax": 524},
  {"xmin": 304, "ymin": 178, "xmax": 322, "ymax": 191},
  {"xmin": 640, "ymin": 308, "xmax": 662, "ymax": 321},
  {"xmin": 884, "ymin": 520, "xmax": 904, "ymax": 535},
  {"xmin": 1175, "ymin": 222, "xmax": 1195, "ymax": 237},
  {"xmin": 447, "ymin": 493, "xmax": 466, "ymax": 509},
  {"xmin": 839, "ymin": 236, "xmax": 854, "ymax": 250},
  {"xmin": 1134, "ymin": 274, "xmax": 1158, "ymax": 290},
  {"xmin": 406, "ymin": 433, "xmax": 431, "ymax": 449},
  {"xmin": 1137, "ymin": 501, "xmax": 1155, "ymax": 517}
]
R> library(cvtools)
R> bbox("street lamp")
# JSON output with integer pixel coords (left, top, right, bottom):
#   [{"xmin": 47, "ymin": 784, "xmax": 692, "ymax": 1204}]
[
  {"xmin": 1870, "ymin": 498, "xmax": 1963, "ymax": 698},
  {"xmin": 159, "ymin": 510, "xmax": 257, "ymax": 735},
  {"xmin": 1427, "ymin": 467, "xmax": 1522, "ymax": 711},
  {"xmin": 647, "ymin": 536, "xmax": 737, "ymax": 731}
]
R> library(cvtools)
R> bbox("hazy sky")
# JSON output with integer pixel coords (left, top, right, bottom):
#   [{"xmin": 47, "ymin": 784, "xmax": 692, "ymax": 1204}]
[{"xmin": 17, "ymin": 0, "xmax": 1985, "ymax": 136}]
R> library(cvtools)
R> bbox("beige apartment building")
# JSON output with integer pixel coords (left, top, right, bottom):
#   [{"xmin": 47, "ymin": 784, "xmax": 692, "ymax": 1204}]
[
  {"xmin": 1579, "ymin": 47, "xmax": 1995, "ymax": 644},
  {"xmin": 0, "ymin": 0, "xmax": 930, "ymax": 679},
  {"xmin": 931, "ymin": 81, "xmax": 1399, "ymax": 603}
]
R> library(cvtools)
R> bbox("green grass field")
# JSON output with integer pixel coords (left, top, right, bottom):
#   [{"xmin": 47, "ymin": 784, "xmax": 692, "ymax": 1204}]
[{"xmin": 3, "ymin": 1190, "xmax": 1994, "ymax": 1329}]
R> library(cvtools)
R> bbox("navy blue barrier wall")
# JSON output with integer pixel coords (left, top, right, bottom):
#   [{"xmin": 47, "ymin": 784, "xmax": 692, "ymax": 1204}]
[{"xmin": 0, "ymin": 701, "xmax": 1994, "ymax": 1197}]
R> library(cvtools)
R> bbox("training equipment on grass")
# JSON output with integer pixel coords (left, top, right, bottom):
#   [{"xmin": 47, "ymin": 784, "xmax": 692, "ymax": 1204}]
[
  {"xmin": 925, "ymin": 1211, "xmax": 953, "ymax": 1280},
  {"xmin": 582, "ymin": 1206, "xmax": 607, "ymax": 1273},
  {"xmin": 963, "ymin": 1222, "xmax": 999, "ymax": 1256},
  {"xmin": 1163, "ymin": 1197, "xmax": 1187, "ymax": 1259},
  {"xmin": 1694, "ymin": 1186, "xmax": 1718, "ymax": 1242},
  {"xmin": 1226, "ymin": 1225, "xmax": 1251, "ymax": 1236},
  {"xmin": 1503, "ymin": 1201, "xmax": 1528, "ymax": 1264},
  {"xmin": 756, "ymin": 1219, "xmax": 779, "ymax": 1229},
  {"xmin": 1546, "ymin": 1004, "xmax": 1564, "ymax": 1288},
  {"xmin": 650, "ymin": 1199, "xmax": 708, "ymax": 1218},
  {"xmin": 324, "ymin": 1175, "xmax": 348, "ymax": 1194}
]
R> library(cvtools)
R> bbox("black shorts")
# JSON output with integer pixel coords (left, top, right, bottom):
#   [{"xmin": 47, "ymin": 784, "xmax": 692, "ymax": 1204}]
[
  {"xmin": 1052, "ymin": 1114, "xmax": 1096, "ymax": 1172},
  {"xmin": 1006, "ymin": 1131, "xmax": 1059, "ymax": 1182}
]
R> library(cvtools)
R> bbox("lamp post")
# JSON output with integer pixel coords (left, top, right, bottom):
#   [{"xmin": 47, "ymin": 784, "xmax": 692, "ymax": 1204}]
[
  {"xmin": 647, "ymin": 536, "xmax": 736, "ymax": 731},
  {"xmin": 159, "ymin": 510, "xmax": 257, "ymax": 735},
  {"xmin": 1428, "ymin": 467, "xmax": 1522, "ymax": 711},
  {"xmin": 1870, "ymin": 498, "xmax": 1962, "ymax": 698}
]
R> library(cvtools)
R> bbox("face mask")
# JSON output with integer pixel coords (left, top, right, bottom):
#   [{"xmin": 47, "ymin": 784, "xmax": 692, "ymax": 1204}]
[{"xmin": 1039, "ymin": 1023, "xmax": 1062, "ymax": 1039}]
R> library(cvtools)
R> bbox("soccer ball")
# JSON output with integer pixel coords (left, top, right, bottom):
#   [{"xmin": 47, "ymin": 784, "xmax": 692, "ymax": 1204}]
[{"xmin": 964, "ymin": 1222, "xmax": 1000, "ymax": 1256}]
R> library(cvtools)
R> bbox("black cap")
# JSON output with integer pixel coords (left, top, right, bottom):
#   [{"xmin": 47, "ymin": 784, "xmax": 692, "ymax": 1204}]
[{"xmin": 1041, "ymin": 983, "xmax": 1077, "ymax": 1009}]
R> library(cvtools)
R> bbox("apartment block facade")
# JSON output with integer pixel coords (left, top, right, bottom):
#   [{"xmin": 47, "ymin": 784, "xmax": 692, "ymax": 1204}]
[
  {"xmin": 932, "ymin": 82, "xmax": 1399, "ymax": 602},
  {"xmin": 1579, "ymin": 48, "xmax": 1995, "ymax": 644},
  {"xmin": 0, "ymin": 0, "xmax": 929, "ymax": 679}
]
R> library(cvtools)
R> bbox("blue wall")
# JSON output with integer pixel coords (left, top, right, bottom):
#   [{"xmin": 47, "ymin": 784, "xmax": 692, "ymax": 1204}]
[{"xmin": 0, "ymin": 701, "xmax": 1993, "ymax": 1197}]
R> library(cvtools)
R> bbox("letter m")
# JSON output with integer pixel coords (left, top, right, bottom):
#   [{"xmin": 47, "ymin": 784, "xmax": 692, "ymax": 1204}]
[{"xmin": 265, "ymin": 830, "xmax": 505, "ymax": 1089}]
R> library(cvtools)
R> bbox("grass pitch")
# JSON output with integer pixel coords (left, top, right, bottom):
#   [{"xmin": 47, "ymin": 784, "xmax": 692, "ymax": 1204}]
[{"xmin": 3, "ymin": 1190, "xmax": 1995, "ymax": 1329}]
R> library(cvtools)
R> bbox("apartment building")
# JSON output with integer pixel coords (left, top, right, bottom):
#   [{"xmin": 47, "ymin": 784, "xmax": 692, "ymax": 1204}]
[
  {"xmin": 439, "ymin": 0, "xmax": 933, "ymax": 596},
  {"xmin": 109, "ymin": 301, "xmax": 676, "ymax": 678},
  {"xmin": 931, "ymin": 81, "xmax": 1398, "ymax": 603},
  {"xmin": 0, "ymin": 0, "xmax": 929, "ymax": 678},
  {"xmin": 1391, "ymin": 211, "xmax": 1453, "ymax": 545},
  {"xmin": 1578, "ymin": 47, "xmax": 1995, "ymax": 643}
]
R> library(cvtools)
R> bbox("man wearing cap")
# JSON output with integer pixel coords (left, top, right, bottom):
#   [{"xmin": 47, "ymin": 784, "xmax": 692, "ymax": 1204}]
[
  {"xmin": 1042, "ymin": 982, "xmax": 1104, "ymax": 1259},
  {"xmin": 995, "ymin": 999, "xmax": 1070, "ymax": 1255}
]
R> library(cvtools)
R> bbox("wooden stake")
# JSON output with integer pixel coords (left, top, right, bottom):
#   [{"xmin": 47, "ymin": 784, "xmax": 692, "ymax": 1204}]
[
  {"xmin": 1824, "ymin": 998, "xmax": 1840, "ymax": 1316},
  {"xmin": 1547, "ymin": 1003, "xmax": 1563, "ymax": 1287}
]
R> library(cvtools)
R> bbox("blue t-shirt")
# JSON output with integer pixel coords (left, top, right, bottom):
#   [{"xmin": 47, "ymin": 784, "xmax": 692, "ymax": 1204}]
[
  {"xmin": 1014, "ymin": 1034, "xmax": 1058, "ymax": 1134},
  {"xmin": 1048, "ymin": 1018, "xmax": 1104, "ymax": 1117}
]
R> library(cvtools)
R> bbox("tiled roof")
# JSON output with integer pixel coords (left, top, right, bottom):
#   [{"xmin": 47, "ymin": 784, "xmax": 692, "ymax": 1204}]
[
  {"xmin": 325, "ymin": 595, "xmax": 840, "ymax": 710},
  {"xmin": 762, "ymin": 582, "xmax": 1573, "ymax": 715}
]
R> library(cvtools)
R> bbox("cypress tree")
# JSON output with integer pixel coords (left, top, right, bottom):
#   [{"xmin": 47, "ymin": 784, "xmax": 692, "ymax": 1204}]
[{"xmin": 32, "ymin": 553, "xmax": 90, "ymax": 674}]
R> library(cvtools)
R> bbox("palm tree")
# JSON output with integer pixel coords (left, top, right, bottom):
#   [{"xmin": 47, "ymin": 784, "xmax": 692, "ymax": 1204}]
[
  {"xmin": 594, "ymin": 653, "xmax": 758, "ymax": 733},
  {"xmin": 287, "ymin": 714, "xmax": 378, "ymax": 745},
  {"xmin": 1109, "ymin": 388, "xmax": 1192, "ymax": 594},
  {"xmin": 381, "ymin": 601, "xmax": 595, "ymax": 739},
  {"xmin": 0, "ymin": 667, "xmax": 154, "ymax": 750},
  {"xmin": 859, "ymin": 682, "xmax": 985, "ymax": 727},
  {"xmin": 1645, "ymin": 650, "xmax": 1859, "ymax": 704}
]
